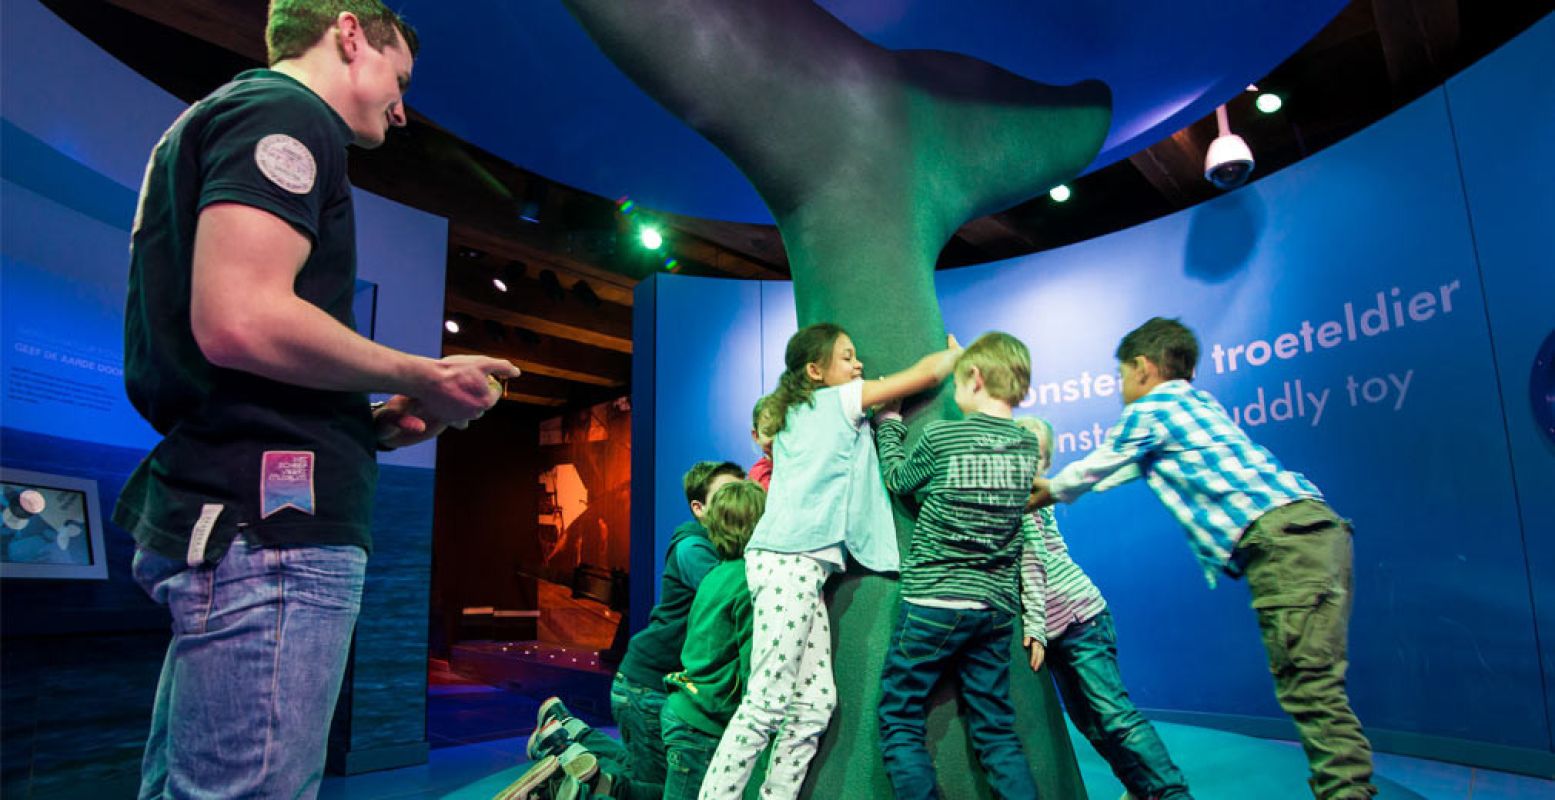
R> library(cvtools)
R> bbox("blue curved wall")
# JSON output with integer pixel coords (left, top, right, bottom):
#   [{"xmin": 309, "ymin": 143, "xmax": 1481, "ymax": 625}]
[{"xmin": 632, "ymin": 14, "xmax": 1555, "ymax": 773}]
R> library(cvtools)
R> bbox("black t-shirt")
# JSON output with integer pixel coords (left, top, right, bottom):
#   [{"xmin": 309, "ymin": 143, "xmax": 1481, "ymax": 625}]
[{"xmin": 115, "ymin": 69, "xmax": 377, "ymax": 564}]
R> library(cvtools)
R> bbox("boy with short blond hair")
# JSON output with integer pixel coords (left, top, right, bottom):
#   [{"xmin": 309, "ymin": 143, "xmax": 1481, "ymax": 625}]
[
  {"xmin": 1031, "ymin": 317, "xmax": 1375, "ymax": 800},
  {"xmin": 874, "ymin": 331, "xmax": 1044, "ymax": 800}
]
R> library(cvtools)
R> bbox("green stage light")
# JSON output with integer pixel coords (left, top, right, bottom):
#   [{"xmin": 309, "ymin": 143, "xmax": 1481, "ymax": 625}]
[
  {"xmin": 1049, "ymin": 184, "xmax": 1072, "ymax": 203},
  {"xmin": 1256, "ymin": 93, "xmax": 1283, "ymax": 114},
  {"xmin": 639, "ymin": 226, "xmax": 664, "ymax": 250}
]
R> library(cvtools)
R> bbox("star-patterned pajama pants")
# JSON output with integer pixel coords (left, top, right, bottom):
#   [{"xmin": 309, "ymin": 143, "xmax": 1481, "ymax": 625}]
[{"xmin": 698, "ymin": 549, "xmax": 835, "ymax": 800}]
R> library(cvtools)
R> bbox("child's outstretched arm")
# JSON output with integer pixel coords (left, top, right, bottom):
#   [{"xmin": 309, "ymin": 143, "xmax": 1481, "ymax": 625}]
[
  {"xmin": 1019, "ymin": 513, "xmax": 1050, "ymax": 671},
  {"xmin": 875, "ymin": 411, "xmax": 937, "ymax": 494},
  {"xmin": 859, "ymin": 335, "xmax": 961, "ymax": 411},
  {"xmin": 1030, "ymin": 402, "xmax": 1163, "ymax": 508}
]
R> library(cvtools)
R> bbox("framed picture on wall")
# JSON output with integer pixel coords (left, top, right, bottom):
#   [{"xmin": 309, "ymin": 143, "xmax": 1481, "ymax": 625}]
[{"xmin": 1, "ymin": 468, "xmax": 108, "ymax": 580}]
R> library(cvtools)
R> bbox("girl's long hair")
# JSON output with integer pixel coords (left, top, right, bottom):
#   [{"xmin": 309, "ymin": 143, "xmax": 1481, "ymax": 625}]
[{"xmin": 766, "ymin": 323, "xmax": 846, "ymax": 436}]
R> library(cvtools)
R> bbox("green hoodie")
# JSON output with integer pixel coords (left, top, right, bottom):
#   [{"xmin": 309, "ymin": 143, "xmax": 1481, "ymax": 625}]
[
  {"xmin": 664, "ymin": 558, "xmax": 752, "ymax": 736},
  {"xmin": 618, "ymin": 519, "xmax": 722, "ymax": 689}
]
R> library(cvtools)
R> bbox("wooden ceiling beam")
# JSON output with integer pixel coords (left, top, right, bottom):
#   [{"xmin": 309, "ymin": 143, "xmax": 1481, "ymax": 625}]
[
  {"xmin": 450, "ymin": 223, "xmax": 638, "ymax": 306},
  {"xmin": 445, "ymin": 337, "xmax": 628, "ymax": 388},
  {"xmin": 1126, "ymin": 117, "xmax": 1219, "ymax": 211},
  {"xmin": 660, "ymin": 213, "xmax": 791, "ymax": 278},
  {"xmin": 1369, "ymin": 0, "xmax": 1461, "ymax": 96},
  {"xmin": 103, "ymin": 0, "xmax": 266, "ymax": 63},
  {"xmin": 446, "ymin": 293, "xmax": 631, "ymax": 355},
  {"xmin": 954, "ymin": 214, "xmax": 1038, "ymax": 260},
  {"xmin": 445, "ymin": 266, "xmax": 632, "ymax": 351}
]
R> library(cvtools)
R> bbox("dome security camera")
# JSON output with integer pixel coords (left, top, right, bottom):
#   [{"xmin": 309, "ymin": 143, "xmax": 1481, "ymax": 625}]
[{"xmin": 1204, "ymin": 133, "xmax": 1254, "ymax": 190}]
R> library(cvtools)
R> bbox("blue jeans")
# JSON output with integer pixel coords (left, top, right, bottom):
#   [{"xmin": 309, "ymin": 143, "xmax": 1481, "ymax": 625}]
[
  {"xmin": 1050, "ymin": 611, "xmax": 1190, "ymax": 800},
  {"xmin": 877, "ymin": 602, "xmax": 1038, "ymax": 800},
  {"xmin": 609, "ymin": 673, "xmax": 668, "ymax": 786},
  {"xmin": 133, "ymin": 536, "xmax": 366, "ymax": 799},
  {"xmin": 660, "ymin": 704, "xmax": 719, "ymax": 800}
]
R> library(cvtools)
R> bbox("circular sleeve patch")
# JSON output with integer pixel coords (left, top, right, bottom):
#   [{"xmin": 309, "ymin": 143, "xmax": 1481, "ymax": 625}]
[{"xmin": 254, "ymin": 133, "xmax": 318, "ymax": 194}]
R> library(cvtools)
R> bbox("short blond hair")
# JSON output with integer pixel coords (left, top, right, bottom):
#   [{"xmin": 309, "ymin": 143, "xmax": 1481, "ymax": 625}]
[
  {"xmin": 955, "ymin": 332, "xmax": 1031, "ymax": 406},
  {"xmin": 704, "ymin": 481, "xmax": 766, "ymax": 559}
]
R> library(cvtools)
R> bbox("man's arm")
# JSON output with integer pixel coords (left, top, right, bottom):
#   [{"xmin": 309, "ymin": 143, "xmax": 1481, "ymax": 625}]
[
  {"xmin": 190, "ymin": 203, "xmax": 518, "ymax": 423},
  {"xmin": 875, "ymin": 414, "xmax": 937, "ymax": 494}
]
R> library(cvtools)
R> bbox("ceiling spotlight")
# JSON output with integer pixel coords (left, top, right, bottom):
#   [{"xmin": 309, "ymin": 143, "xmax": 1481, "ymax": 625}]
[
  {"xmin": 444, "ymin": 319, "xmax": 461, "ymax": 334},
  {"xmin": 639, "ymin": 226, "xmax": 663, "ymax": 250},
  {"xmin": 1048, "ymin": 184, "xmax": 1072, "ymax": 203},
  {"xmin": 1255, "ymin": 93, "xmax": 1283, "ymax": 114},
  {"xmin": 492, "ymin": 278, "xmax": 508, "ymax": 292},
  {"xmin": 445, "ymin": 312, "xmax": 474, "ymax": 335},
  {"xmin": 457, "ymin": 247, "xmax": 485, "ymax": 261},
  {"xmin": 1205, "ymin": 104, "xmax": 1254, "ymax": 190}
]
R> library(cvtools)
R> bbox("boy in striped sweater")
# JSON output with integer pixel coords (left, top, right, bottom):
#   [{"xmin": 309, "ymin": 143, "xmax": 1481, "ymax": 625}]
[
  {"xmin": 1029, "ymin": 318, "xmax": 1374, "ymax": 800},
  {"xmin": 874, "ymin": 332, "xmax": 1043, "ymax": 800},
  {"xmin": 1015, "ymin": 416, "xmax": 1192, "ymax": 800}
]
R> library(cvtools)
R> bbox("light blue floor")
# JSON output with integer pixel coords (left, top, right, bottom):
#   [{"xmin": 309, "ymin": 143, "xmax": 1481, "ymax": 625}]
[{"xmin": 320, "ymin": 721, "xmax": 1555, "ymax": 799}]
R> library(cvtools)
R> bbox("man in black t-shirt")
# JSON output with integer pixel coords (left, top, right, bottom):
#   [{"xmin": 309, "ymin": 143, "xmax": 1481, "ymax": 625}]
[{"xmin": 119, "ymin": 2, "xmax": 518, "ymax": 797}]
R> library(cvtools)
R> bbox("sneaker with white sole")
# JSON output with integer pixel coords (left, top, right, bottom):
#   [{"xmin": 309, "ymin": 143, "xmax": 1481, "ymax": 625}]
[{"xmin": 491, "ymin": 754, "xmax": 560, "ymax": 800}]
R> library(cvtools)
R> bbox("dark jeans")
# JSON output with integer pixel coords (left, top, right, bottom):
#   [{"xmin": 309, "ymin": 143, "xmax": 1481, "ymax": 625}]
[
  {"xmin": 1235, "ymin": 500, "xmax": 1376, "ymax": 800},
  {"xmin": 610, "ymin": 673, "xmax": 668, "ymax": 787},
  {"xmin": 1050, "ymin": 611, "xmax": 1191, "ymax": 799},
  {"xmin": 877, "ymin": 602, "xmax": 1038, "ymax": 800},
  {"xmin": 550, "ymin": 714, "xmax": 663, "ymax": 800},
  {"xmin": 661, "ymin": 704, "xmax": 720, "ymax": 800}
]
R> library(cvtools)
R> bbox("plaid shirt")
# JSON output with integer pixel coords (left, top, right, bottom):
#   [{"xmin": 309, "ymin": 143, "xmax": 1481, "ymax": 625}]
[{"xmin": 1049, "ymin": 380, "xmax": 1322, "ymax": 586}]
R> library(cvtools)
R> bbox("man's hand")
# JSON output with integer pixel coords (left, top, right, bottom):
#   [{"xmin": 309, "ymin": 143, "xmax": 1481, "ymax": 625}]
[
  {"xmin": 415, "ymin": 355, "xmax": 520, "ymax": 424},
  {"xmin": 373, "ymin": 395, "xmax": 447, "ymax": 450},
  {"xmin": 1028, "ymin": 476, "xmax": 1056, "ymax": 510},
  {"xmin": 1023, "ymin": 636, "xmax": 1046, "ymax": 671}
]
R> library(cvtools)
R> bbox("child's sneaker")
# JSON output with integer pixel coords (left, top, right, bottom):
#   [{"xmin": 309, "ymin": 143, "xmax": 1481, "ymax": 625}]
[
  {"xmin": 490, "ymin": 754, "xmax": 559, "ymax": 800},
  {"xmin": 554, "ymin": 771, "xmax": 616, "ymax": 800},
  {"xmin": 552, "ymin": 744, "xmax": 613, "ymax": 800},
  {"xmin": 526, "ymin": 716, "xmax": 593, "ymax": 761},
  {"xmin": 536, "ymin": 696, "xmax": 573, "ymax": 730}
]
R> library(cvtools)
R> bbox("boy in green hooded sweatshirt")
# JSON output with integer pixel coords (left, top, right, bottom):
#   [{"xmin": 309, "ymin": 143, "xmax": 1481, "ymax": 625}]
[{"xmin": 662, "ymin": 479, "xmax": 766, "ymax": 800}]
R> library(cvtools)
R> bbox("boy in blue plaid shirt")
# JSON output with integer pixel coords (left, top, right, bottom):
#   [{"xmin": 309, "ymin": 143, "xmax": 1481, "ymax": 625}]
[{"xmin": 1030, "ymin": 317, "xmax": 1375, "ymax": 800}]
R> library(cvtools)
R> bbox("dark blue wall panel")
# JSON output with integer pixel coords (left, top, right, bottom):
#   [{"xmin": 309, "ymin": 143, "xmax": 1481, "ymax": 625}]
[
  {"xmin": 1446, "ymin": 12, "xmax": 1555, "ymax": 754},
  {"xmin": 648, "ymin": 277, "xmax": 765, "ymax": 603},
  {"xmin": 630, "ymin": 276, "xmax": 660, "ymax": 634}
]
